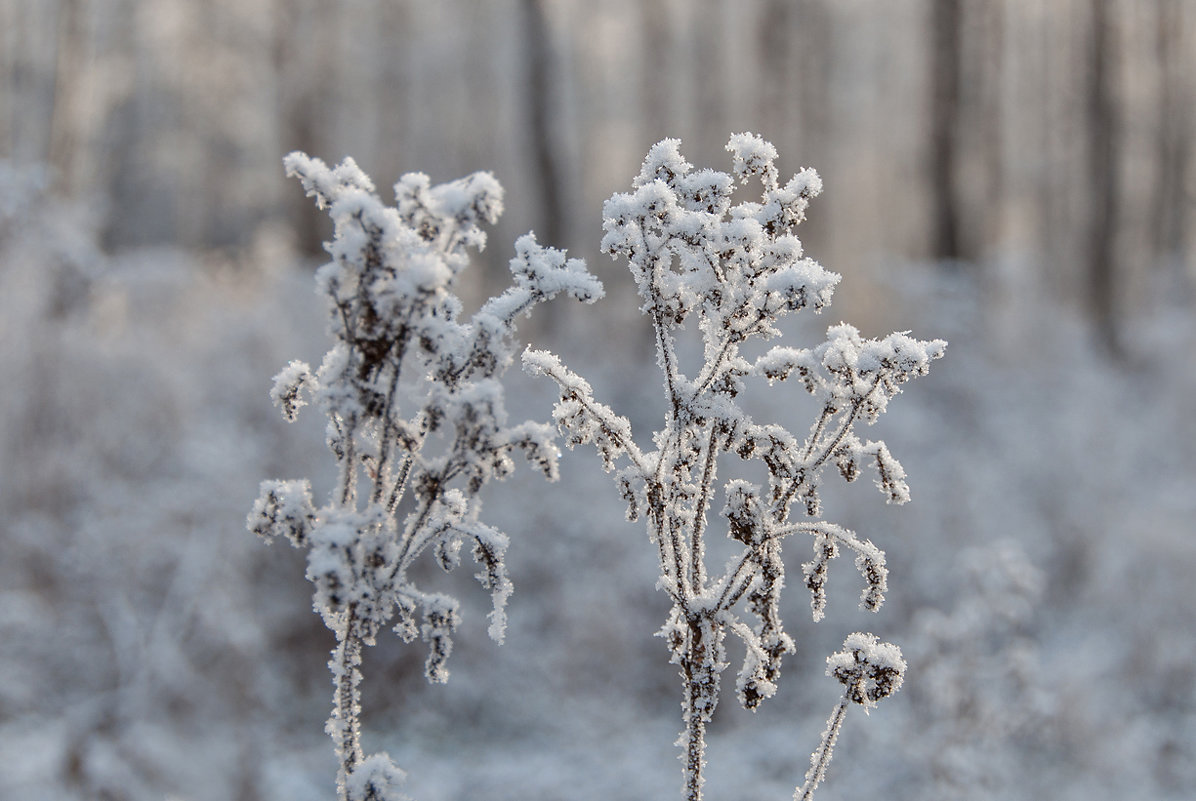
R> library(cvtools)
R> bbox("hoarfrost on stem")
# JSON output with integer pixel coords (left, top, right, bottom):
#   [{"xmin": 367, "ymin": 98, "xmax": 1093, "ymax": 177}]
[
  {"xmin": 525, "ymin": 134, "xmax": 943, "ymax": 801},
  {"xmin": 250, "ymin": 153, "xmax": 601, "ymax": 801}
]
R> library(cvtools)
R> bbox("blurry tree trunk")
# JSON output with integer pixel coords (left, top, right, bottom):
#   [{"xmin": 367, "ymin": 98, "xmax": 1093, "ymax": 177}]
[
  {"xmin": 1152, "ymin": 0, "xmax": 1190, "ymax": 283},
  {"xmin": 975, "ymin": 0, "xmax": 1005, "ymax": 255},
  {"xmin": 930, "ymin": 0, "xmax": 964, "ymax": 264},
  {"xmin": 640, "ymin": 0, "xmax": 674, "ymax": 143},
  {"xmin": 0, "ymin": 0, "xmax": 12, "ymax": 157},
  {"xmin": 693, "ymin": 0, "xmax": 726, "ymax": 160},
  {"xmin": 273, "ymin": 0, "xmax": 334, "ymax": 258},
  {"xmin": 374, "ymin": 0, "xmax": 411, "ymax": 185},
  {"xmin": 1036, "ymin": 3, "xmax": 1085, "ymax": 295},
  {"xmin": 48, "ymin": 0, "xmax": 86, "ymax": 194},
  {"xmin": 756, "ymin": 0, "xmax": 795, "ymax": 146},
  {"xmin": 520, "ymin": 0, "xmax": 565, "ymax": 250},
  {"xmin": 1086, "ymin": 0, "xmax": 1122, "ymax": 356},
  {"xmin": 794, "ymin": 1, "xmax": 831, "ymax": 155}
]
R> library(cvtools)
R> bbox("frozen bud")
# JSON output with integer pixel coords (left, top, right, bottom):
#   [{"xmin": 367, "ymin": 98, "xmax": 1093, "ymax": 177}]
[
  {"xmin": 270, "ymin": 360, "xmax": 315, "ymax": 422},
  {"xmin": 827, "ymin": 633, "xmax": 906, "ymax": 709},
  {"xmin": 452, "ymin": 170, "xmax": 505, "ymax": 227},
  {"xmin": 726, "ymin": 132, "xmax": 779, "ymax": 186},
  {"xmin": 392, "ymin": 595, "xmax": 419, "ymax": 643},
  {"xmin": 347, "ymin": 753, "xmax": 408, "ymax": 801},
  {"xmin": 801, "ymin": 535, "xmax": 838, "ymax": 621},
  {"xmin": 248, "ymin": 480, "xmax": 315, "ymax": 547},
  {"xmin": 421, "ymin": 595, "xmax": 461, "ymax": 684},
  {"xmin": 856, "ymin": 550, "xmax": 888, "ymax": 613},
  {"xmin": 633, "ymin": 138, "xmax": 691, "ymax": 188},
  {"xmin": 723, "ymin": 480, "xmax": 764, "ymax": 544},
  {"xmin": 306, "ymin": 543, "xmax": 353, "ymax": 623}
]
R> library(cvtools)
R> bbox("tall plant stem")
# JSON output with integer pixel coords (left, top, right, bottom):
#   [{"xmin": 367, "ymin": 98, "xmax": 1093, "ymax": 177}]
[
  {"xmin": 682, "ymin": 664, "xmax": 707, "ymax": 800},
  {"xmin": 680, "ymin": 619, "xmax": 715, "ymax": 801},
  {"xmin": 331, "ymin": 627, "xmax": 364, "ymax": 801},
  {"xmin": 796, "ymin": 695, "xmax": 849, "ymax": 801}
]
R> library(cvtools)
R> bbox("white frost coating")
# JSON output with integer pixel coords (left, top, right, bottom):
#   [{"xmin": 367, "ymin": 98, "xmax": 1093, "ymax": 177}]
[
  {"xmin": 346, "ymin": 753, "xmax": 408, "ymax": 801},
  {"xmin": 270, "ymin": 360, "xmax": 314, "ymax": 422},
  {"xmin": 285, "ymin": 152, "xmax": 375, "ymax": 210},
  {"xmin": 253, "ymin": 153, "xmax": 602, "ymax": 801},
  {"xmin": 727, "ymin": 133, "xmax": 780, "ymax": 185},
  {"xmin": 508, "ymin": 233, "xmax": 605, "ymax": 303},
  {"xmin": 248, "ymin": 479, "xmax": 315, "ymax": 546},
  {"xmin": 525, "ymin": 134, "xmax": 942, "ymax": 801},
  {"xmin": 826, "ymin": 632, "xmax": 906, "ymax": 709}
]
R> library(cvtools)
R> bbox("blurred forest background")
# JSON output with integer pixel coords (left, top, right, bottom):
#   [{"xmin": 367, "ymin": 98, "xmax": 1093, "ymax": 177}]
[{"xmin": 2, "ymin": 1, "xmax": 1194, "ymax": 800}]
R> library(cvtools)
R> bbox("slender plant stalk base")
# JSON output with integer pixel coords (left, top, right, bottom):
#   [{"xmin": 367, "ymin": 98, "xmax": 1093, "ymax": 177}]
[
  {"xmin": 683, "ymin": 678, "xmax": 707, "ymax": 801},
  {"xmin": 332, "ymin": 632, "xmax": 365, "ymax": 801},
  {"xmin": 681, "ymin": 621, "xmax": 715, "ymax": 801},
  {"xmin": 796, "ymin": 696, "xmax": 849, "ymax": 801}
]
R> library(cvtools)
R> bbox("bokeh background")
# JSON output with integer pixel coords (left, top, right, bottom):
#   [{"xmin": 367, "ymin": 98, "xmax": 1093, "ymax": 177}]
[{"xmin": 2, "ymin": 1, "xmax": 1194, "ymax": 799}]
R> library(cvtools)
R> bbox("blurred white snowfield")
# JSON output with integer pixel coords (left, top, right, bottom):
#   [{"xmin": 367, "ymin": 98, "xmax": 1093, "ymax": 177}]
[{"xmin": 1, "ymin": 147, "xmax": 1194, "ymax": 801}]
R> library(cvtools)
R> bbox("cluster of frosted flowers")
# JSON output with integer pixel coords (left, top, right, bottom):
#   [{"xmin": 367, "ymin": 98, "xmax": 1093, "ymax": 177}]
[
  {"xmin": 250, "ymin": 153, "xmax": 601, "ymax": 800},
  {"xmin": 526, "ymin": 134, "xmax": 942, "ymax": 801}
]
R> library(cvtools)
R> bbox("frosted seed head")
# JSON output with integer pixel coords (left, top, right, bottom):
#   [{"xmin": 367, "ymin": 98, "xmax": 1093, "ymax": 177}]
[
  {"xmin": 634, "ymin": 138, "xmax": 691, "ymax": 188},
  {"xmin": 827, "ymin": 633, "xmax": 906, "ymax": 709},
  {"xmin": 421, "ymin": 595, "xmax": 461, "ymax": 684},
  {"xmin": 346, "ymin": 753, "xmax": 409, "ymax": 801},
  {"xmin": 249, "ymin": 479, "xmax": 316, "ymax": 547},
  {"xmin": 678, "ymin": 168, "xmax": 734, "ymax": 215},
  {"xmin": 726, "ymin": 133, "xmax": 779, "ymax": 187},
  {"xmin": 270, "ymin": 360, "xmax": 315, "ymax": 422},
  {"xmin": 722, "ymin": 480, "xmax": 764, "ymax": 544}
]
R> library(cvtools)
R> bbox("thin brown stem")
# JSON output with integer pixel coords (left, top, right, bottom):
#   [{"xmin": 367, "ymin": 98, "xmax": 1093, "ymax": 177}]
[
  {"xmin": 801, "ymin": 405, "xmax": 834, "ymax": 463},
  {"xmin": 338, "ymin": 419, "xmax": 358, "ymax": 507},
  {"xmin": 795, "ymin": 694, "xmax": 850, "ymax": 801},
  {"xmin": 692, "ymin": 337, "xmax": 733, "ymax": 397},
  {"xmin": 654, "ymin": 307, "xmax": 682, "ymax": 417},
  {"xmin": 716, "ymin": 549, "xmax": 758, "ymax": 611},
  {"xmin": 371, "ymin": 332, "xmax": 410, "ymax": 506},
  {"xmin": 391, "ymin": 490, "xmax": 438, "ymax": 582},
  {"xmin": 681, "ymin": 623, "xmax": 712, "ymax": 801},
  {"xmin": 332, "ymin": 627, "xmax": 365, "ymax": 801},
  {"xmin": 688, "ymin": 427, "xmax": 720, "ymax": 593},
  {"xmin": 808, "ymin": 376, "xmax": 883, "ymax": 472}
]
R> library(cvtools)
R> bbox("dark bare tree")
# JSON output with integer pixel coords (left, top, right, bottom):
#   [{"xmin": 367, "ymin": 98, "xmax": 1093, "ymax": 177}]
[
  {"xmin": 640, "ymin": 0, "xmax": 675, "ymax": 144},
  {"xmin": 48, "ymin": 0, "xmax": 87, "ymax": 195},
  {"xmin": 929, "ymin": 0, "xmax": 964, "ymax": 264},
  {"xmin": 692, "ymin": 0, "xmax": 728, "ymax": 160},
  {"xmin": 1152, "ymin": 0, "xmax": 1191, "ymax": 286},
  {"xmin": 756, "ymin": 0, "xmax": 797, "ymax": 146},
  {"xmin": 520, "ymin": 0, "xmax": 566, "ymax": 251},
  {"xmin": 971, "ymin": 0, "xmax": 1006, "ymax": 256},
  {"xmin": 1086, "ymin": 0, "xmax": 1122, "ymax": 356}
]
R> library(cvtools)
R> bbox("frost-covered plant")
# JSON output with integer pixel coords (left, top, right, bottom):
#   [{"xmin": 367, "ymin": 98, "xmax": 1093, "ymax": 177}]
[
  {"xmin": 524, "ymin": 134, "xmax": 944, "ymax": 801},
  {"xmin": 250, "ymin": 153, "xmax": 602, "ymax": 801}
]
